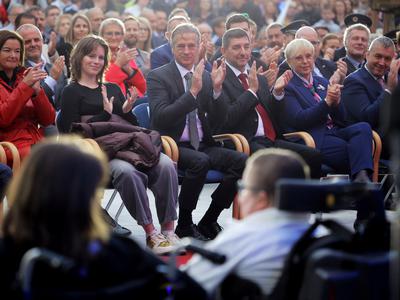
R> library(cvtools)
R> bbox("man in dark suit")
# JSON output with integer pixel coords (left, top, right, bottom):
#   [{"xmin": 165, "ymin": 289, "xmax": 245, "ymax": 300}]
[
  {"xmin": 147, "ymin": 24, "xmax": 247, "ymax": 240},
  {"xmin": 342, "ymin": 37, "xmax": 400, "ymax": 157},
  {"xmin": 218, "ymin": 28, "xmax": 321, "ymax": 178},
  {"xmin": 17, "ymin": 24, "xmax": 66, "ymax": 111},
  {"xmin": 335, "ymin": 23, "xmax": 370, "ymax": 76},
  {"xmin": 278, "ymin": 26, "xmax": 338, "ymax": 80}
]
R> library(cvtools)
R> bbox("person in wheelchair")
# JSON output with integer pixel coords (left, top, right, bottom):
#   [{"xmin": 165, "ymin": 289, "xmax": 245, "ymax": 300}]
[
  {"xmin": 184, "ymin": 148, "xmax": 312, "ymax": 297},
  {"xmin": 0, "ymin": 136, "xmax": 206, "ymax": 300}
]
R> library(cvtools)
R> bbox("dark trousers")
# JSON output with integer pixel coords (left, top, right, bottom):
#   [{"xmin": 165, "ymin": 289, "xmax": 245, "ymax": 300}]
[
  {"xmin": 250, "ymin": 136, "xmax": 322, "ymax": 179},
  {"xmin": 320, "ymin": 122, "xmax": 373, "ymax": 176},
  {"xmin": 0, "ymin": 163, "xmax": 12, "ymax": 199},
  {"xmin": 177, "ymin": 143, "xmax": 247, "ymax": 213}
]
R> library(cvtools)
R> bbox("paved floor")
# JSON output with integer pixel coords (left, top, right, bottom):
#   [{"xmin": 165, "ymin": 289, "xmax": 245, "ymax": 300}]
[{"xmin": 101, "ymin": 184, "xmax": 384, "ymax": 249}]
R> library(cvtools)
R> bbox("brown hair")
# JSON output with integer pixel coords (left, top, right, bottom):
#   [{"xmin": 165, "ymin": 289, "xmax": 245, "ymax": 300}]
[
  {"xmin": 0, "ymin": 30, "xmax": 25, "ymax": 66},
  {"xmin": 70, "ymin": 35, "xmax": 110, "ymax": 83},
  {"xmin": 3, "ymin": 136, "xmax": 110, "ymax": 259}
]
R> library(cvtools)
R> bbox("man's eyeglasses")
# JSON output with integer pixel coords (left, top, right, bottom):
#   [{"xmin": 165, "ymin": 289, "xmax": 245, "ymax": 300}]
[{"xmin": 104, "ymin": 31, "xmax": 123, "ymax": 37}]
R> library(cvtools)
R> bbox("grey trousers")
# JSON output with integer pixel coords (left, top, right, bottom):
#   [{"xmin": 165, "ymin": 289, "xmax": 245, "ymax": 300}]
[{"xmin": 109, "ymin": 153, "xmax": 178, "ymax": 226}]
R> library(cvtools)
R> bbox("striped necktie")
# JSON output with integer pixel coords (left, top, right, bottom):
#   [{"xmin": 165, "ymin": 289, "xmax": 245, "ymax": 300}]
[{"xmin": 304, "ymin": 81, "xmax": 334, "ymax": 129}]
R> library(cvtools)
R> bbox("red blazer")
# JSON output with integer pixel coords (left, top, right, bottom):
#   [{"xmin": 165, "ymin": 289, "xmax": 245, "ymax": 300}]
[
  {"xmin": 0, "ymin": 67, "xmax": 55, "ymax": 160},
  {"xmin": 105, "ymin": 59, "xmax": 146, "ymax": 97}
]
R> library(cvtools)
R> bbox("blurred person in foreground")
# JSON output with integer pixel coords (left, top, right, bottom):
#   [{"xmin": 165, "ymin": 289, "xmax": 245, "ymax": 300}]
[
  {"xmin": 184, "ymin": 148, "xmax": 311, "ymax": 297},
  {"xmin": 0, "ymin": 136, "xmax": 206, "ymax": 299}
]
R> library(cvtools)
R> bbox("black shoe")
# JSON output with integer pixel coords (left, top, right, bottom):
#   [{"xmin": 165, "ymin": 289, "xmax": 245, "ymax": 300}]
[
  {"xmin": 198, "ymin": 221, "xmax": 223, "ymax": 240},
  {"xmin": 175, "ymin": 224, "xmax": 210, "ymax": 241},
  {"xmin": 102, "ymin": 209, "xmax": 132, "ymax": 236}
]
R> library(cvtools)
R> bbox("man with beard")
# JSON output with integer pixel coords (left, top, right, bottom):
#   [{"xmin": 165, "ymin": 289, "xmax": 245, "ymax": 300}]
[{"xmin": 123, "ymin": 16, "xmax": 151, "ymax": 77}]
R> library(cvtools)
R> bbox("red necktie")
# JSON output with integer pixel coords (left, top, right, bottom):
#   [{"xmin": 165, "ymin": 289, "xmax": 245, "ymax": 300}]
[{"xmin": 238, "ymin": 73, "xmax": 276, "ymax": 141}]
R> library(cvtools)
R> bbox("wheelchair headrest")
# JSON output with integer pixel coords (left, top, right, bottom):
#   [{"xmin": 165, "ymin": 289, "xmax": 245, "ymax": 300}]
[{"xmin": 275, "ymin": 179, "xmax": 381, "ymax": 213}]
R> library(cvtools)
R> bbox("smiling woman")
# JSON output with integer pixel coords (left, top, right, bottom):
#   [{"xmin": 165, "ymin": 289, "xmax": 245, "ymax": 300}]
[{"xmin": 0, "ymin": 30, "xmax": 55, "ymax": 161}]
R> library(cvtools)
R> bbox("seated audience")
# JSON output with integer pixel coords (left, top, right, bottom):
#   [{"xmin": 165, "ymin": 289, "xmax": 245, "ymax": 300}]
[
  {"xmin": 216, "ymin": 28, "xmax": 322, "ymax": 178},
  {"xmin": 281, "ymin": 38, "xmax": 373, "ymax": 182},
  {"xmin": 100, "ymin": 18, "xmax": 146, "ymax": 97},
  {"xmin": 0, "ymin": 30, "xmax": 55, "ymax": 160},
  {"xmin": 0, "ymin": 136, "xmax": 206, "ymax": 299},
  {"xmin": 147, "ymin": 24, "xmax": 247, "ymax": 241},
  {"xmin": 185, "ymin": 148, "xmax": 312, "ymax": 297},
  {"xmin": 58, "ymin": 36, "xmax": 180, "ymax": 254}
]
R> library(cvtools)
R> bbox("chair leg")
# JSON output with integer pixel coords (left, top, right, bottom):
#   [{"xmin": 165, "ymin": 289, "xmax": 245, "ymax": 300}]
[
  {"xmin": 115, "ymin": 202, "xmax": 125, "ymax": 222},
  {"xmin": 105, "ymin": 189, "xmax": 118, "ymax": 211}
]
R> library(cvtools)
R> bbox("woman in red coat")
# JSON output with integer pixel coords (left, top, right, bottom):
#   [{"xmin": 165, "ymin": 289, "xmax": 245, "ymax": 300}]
[
  {"xmin": 100, "ymin": 18, "xmax": 147, "ymax": 97},
  {"xmin": 0, "ymin": 30, "xmax": 55, "ymax": 160}
]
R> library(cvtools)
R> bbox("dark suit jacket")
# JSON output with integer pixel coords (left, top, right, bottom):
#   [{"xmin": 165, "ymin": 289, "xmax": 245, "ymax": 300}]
[
  {"xmin": 333, "ymin": 46, "xmax": 346, "ymax": 62},
  {"xmin": 342, "ymin": 66, "xmax": 391, "ymax": 130},
  {"xmin": 278, "ymin": 57, "xmax": 336, "ymax": 80},
  {"xmin": 25, "ymin": 60, "xmax": 67, "ymax": 110},
  {"xmin": 217, "ymin": 66, "xmax": 283, "ymax": 140},
  {"xmin": 342, "ymin": 56, "xmax": 359, "ymax": 76},
  {"xmin": 147, "ymin": 61, "xmax": 227, "ymax": 145},
  {"xmin": 282, "ymin": 74, "xmax": 347, "ymax": 148}
]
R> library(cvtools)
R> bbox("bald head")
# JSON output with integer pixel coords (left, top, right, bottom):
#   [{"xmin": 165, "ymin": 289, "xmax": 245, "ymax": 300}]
[
  {"xmin": 295, "ymin": 26, "xmax": 320, "ymax": 59},
  {"xmin": 16, "ymin": 24, "xmax": 43, "ymax": 63}
]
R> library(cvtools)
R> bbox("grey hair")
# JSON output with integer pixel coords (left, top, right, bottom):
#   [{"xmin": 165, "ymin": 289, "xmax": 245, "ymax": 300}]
[
  {"xmin": 266, "ymin": 22, "xmax": 283, "ymax": 32},
  {"xmin": 285, "ymin": 38, "xmax": 314, "ymax": 60},
  {"xmin": 222, "ymin": 28, "xmax": 249, "ymax": 48},
  {"xmin": 7, "ymin": 3, "xmax": 23, "ymax": 14},
  {"xmin": 343, "ymin": 24, "xmax": 370, "ymax": 49},
  {"xmin": 16, "ymin": 24, "xmax": 43, "ymax": 40},
  {"xmin": 171, "ymin": 23, "xmax": 200, "ymax": 48},
  {"xmin": 369, "ymin": 36, "xmax": 395, "ymax": 51},
  {"xmin": 99, "ymin": 18, "xmax": 125, "ymax": 37},
  {"xmin": 167, "ymin": 16, "xmax": 189, "ymax": 33}
]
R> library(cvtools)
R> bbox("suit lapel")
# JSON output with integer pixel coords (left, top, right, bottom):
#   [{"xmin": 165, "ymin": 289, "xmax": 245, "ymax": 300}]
[
  {"xmin": 226, "ymin": 66, "xmax": 245, "ymax": 92},
  {"xmin": 292, "ymin": 75, "xmax": 318, "ymax": 107},
  {"xmin": 169, "ymin": 61, "xmax": 185, "ymax": 95}
]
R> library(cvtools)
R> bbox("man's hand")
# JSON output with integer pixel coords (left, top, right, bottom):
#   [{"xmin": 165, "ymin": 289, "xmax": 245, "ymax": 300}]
[
  {"xmin": 101, "ymin": 84, "xmax": 114, "ymax": 114},
  {"xmin": 190, "ymin": 59, "xmax": 205, "ymax": 97},
  {"xmin": 49, "ymin": 56, "xmax": 65, "ymax": 81},
  {"xmin": 123, "ymin": 86, "xmax": 138, "ymax": 113},
  {"xmin": 326, "ymin": 84, "xmax": 342, "ymax": 107},
  {"xmin": 260, "ymin": 46, "xmax": 282, "ymax": 66},
  {"xmin": 387, "ymin": 58, "xmax": 400, "ymax": 93},
  {"xmin": 48, "ymin": 31, "xmax": 57, "ymax": 57},
  {"xmin": 198, "ymin": 38, "xmax": 207, "ymax": 62},
  {"xmin": 211, "ymin": 59, "xmax": 226, "ymax": 93},
  {"xmin": 248, "ymin": 61, "xmax": 259, "ymax": 93},
  {"xmin": 273, "ymin": 70, "xmax": 293, "ymax": 95},
  {"xmin": 329, "ymin": 59, "xmax": 347, "ymax": 85},
  {"xmin": 258, "ymin": 61, "xmax": 278, "ymax": 87}
]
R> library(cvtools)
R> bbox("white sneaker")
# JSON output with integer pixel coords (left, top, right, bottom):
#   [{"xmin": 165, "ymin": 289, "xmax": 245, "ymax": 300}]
[
  {"xmin": 163, "ymin": 232, "xmax": 186, "ymax": 254},
  {"xmin": 146, "ymin": 233, "xmax": 174, "ymax": 255}
]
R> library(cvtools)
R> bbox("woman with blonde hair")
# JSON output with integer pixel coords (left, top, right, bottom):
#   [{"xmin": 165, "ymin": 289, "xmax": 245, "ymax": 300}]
[
  {"xmin": 137, "ymin": 16, "xmax": 152, "ymax": 53},
  {"xmin": 56, "ymin": 14, "xmax": 91, "ymax": 77}
]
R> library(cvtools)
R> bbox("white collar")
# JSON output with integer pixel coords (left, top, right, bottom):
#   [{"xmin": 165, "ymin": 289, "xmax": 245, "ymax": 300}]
[
  {"xmin": 175, "ymin": 61, "xmax": 195, "ymax": 79},
  {"xmin": 225, "ymin": 60, "xmax": 250, "ymax": 77}
]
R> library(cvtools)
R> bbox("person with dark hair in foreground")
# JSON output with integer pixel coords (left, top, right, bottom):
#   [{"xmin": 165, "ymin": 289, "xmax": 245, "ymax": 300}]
[
  {"xmin": 0, "ymin": 136, "xmax": 206, "ymax": 300},
  {"xmin": 184, "ymin": 148, "xmax": 311, "ymax": 297}
]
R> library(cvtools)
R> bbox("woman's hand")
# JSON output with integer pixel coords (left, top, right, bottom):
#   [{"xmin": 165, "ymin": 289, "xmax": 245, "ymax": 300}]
[
  {"xmin": 123, "ymin": 86, "xmax": 138, "ymax": 113},
  {"xmin": 102, "ymin": 85, "xmax": 114, "ymax": 114},
  {"xmin": 23, "ymin": 64, "xmax": 48, "ymax": 87}
]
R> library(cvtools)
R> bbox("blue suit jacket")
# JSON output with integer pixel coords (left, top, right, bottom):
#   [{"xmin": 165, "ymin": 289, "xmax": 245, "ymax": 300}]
[
  {"xmin": 342, "ymin": 66, "xmax": 391, "ymax": 130},
  {"xmin": 282, "ymin": 74, "xmax": 347, "ymax": 148}
]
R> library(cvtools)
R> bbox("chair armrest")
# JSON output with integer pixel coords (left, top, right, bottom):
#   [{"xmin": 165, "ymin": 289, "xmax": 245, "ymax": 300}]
[
  {"xmin": 213, "ymin": 134, "xmax": 244, "ymax": 153},
  {"xmin": 161, "ymin": 136, "xmax": 179, "ymax": 162},
  {"xmin": 232, "ymin": 134, "xmax": 250, "ymax": 155},
  {"xmin": 283, "ymin": 132, "xmax": 316, "ymax": 148},
  {"xmin": 0, "ymin": 142, "xmax": 21, "ymax": 171},
  {"xmin": 372, "ymin": 131, "xmax": 382, "ymax": 183}
]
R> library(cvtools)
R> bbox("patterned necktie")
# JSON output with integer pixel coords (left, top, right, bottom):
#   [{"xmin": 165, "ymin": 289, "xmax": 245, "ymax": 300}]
[
  {"xmin": 304, "ymin": 81, "xmax": 334, "ymax": 129},
  {"xmin": 184, "ymin": 72, "xmax": 200, "ymax": 150},
  {"xmin": 238, "ymin": 73, "xmax": 276, "ymax": 141},
  {"xmin": 377, "ymin": 77, "xmax": 385, "ymax": 89}
]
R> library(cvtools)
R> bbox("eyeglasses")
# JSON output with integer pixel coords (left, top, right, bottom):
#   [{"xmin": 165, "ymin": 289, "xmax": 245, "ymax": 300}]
[
  {"xmin": 309, "ymin": 40, "xmax": 320, "ymax": 46},
  {"xmin": 104, "ymin": 31, "xmax": 123, "ymax": 37},
  {"xmin": 237, "ymin": 180, "xmax": 265, "ymax": 194}
]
